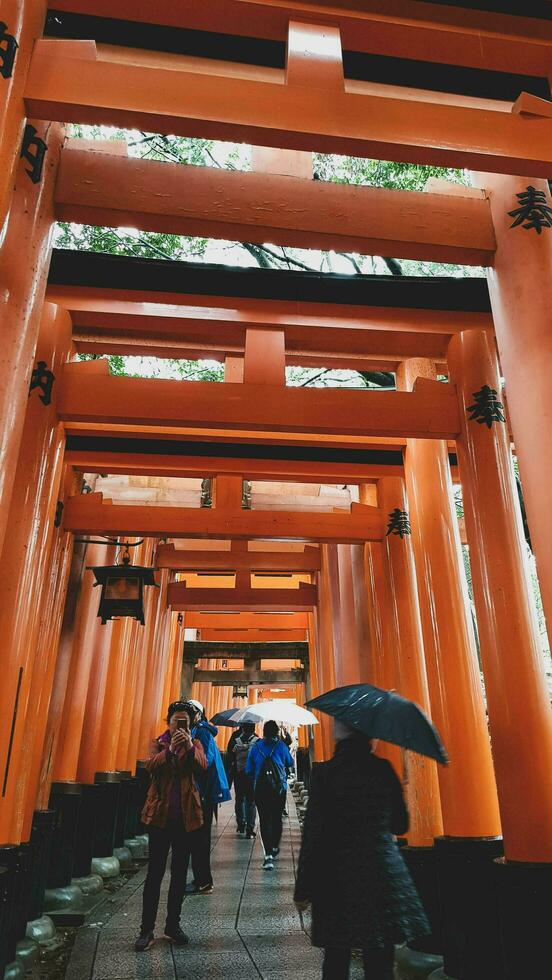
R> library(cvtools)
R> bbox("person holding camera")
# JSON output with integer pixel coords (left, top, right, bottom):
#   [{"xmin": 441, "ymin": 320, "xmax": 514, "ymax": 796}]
[{"xmin": 135, "ymin": 700, "xmax": 207, "ymax": 952}]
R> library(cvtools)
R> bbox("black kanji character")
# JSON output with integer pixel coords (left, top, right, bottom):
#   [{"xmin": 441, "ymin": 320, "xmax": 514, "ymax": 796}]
[
  {"xmin": 508, "ymin": 186, "xmax": 552, "ymax": 234},
  {"xmin": 386, "ymin": 508, "xmax": 411, "ymax": 539},
  {"xmin": 0, "ymin": 23, "xmax": 18, "ymax": 79},
  {"xmin": 467, "ymin": 385, "xmax": 505, "ymax": 429},
  {"xmin": 20, "ymin": 124, "xmax": 47, "ymax": 184},
  {"xmin": 29, "ymin": 361, "xmax": 55, "ymax": 406}
]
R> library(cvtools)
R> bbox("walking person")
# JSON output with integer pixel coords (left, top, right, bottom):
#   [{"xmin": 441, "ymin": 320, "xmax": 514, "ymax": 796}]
[
  {"xmin": 187, "ymin": 700, "xmax": 231, "ymax": 895},
  {"xmin": 246, "ymin": 720, "xmax": 294, "ymax": 870},
  {"xmin": 293, "ymin": 721, "xmax": 429, "ymax": 979},
  {"xmin": 225, "ymin": 724, "xmax": 242, "ymax": 790},
  {"xmin": 231, "ymin": 721, "xmax": 258, "ymax": 837},
  {"xmin": 135, "ymin": 700, "xmax": 206, "ymax": 952}
]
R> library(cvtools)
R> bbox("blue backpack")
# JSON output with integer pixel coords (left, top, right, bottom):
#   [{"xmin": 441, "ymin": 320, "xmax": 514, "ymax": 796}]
[{"xmin": 257, "ymin": 744, "xmax": 285, "ymax": 794}]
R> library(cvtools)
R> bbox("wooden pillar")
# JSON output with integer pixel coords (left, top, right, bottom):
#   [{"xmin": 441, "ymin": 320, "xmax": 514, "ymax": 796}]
[
  {"xmin": 379, "ymin": 477, "xmax": 443, "ymax": 846},
  {"xmin": 35, "ymin": 540, "xmax": 89, "ymax": 809},
  {"xmin": 0, "ymin": 302, "xmax": 72, "ymax": 843},
  {"xmin": 336, "ymin": 544, "xmax": 363, "ymax": 685},
  {"xmin": 362, "ymin": 541, "xmax": 403, "ymax": 776},
  {"xmin": 21, "ymin": 465, "xmax": 76, "ymax": 836},
  {"xmin": 448, "ymin": 329, "xmax": 552, "ymax": 862},
  {"xmin": 0, "ymin": 1, "xmax": 47, "ymax": 229},
  {"xmin": 350, "ymin": 543, "xmax": 372, "ymax": 683},
  {"xmin": 0, "ymin": 120, "xmax": 63, "ymax": 557},
  {"xmin": 75, "ymin": 611, "xmax": 114, "ymax": 784},
  {"xmin": 124, "ymin": 568, "xmax": 158, "ymax": 771},
  {"xmin": 134, "ymin": 566, "xmax": 164, "ymax": 761},
  {"xmin": 471, "ymin": 171, "xmax": 552, "ymax": 658},
  {"xmin": 397, "ymin": 359, "xmax": 501, "ymax": 839},
  {"xmin": 52, "ymin": 542, "xmax": 116, "ymax": 781}
]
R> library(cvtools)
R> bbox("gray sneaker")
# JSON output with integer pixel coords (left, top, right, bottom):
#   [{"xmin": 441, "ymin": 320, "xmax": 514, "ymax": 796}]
[{"xmin": 262, "ymin": 855, "xmax": 274, "ymax": 870}]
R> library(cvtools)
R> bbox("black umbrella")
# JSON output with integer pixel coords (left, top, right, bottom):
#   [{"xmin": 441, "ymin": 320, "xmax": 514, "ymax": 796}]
[
  {"xmin": 210, "ymin": 708, "xmax": 240, "ymax": 728},
  {"xmin": 307, "ymin": 684, "xmax": 448, "ymax": 764}
]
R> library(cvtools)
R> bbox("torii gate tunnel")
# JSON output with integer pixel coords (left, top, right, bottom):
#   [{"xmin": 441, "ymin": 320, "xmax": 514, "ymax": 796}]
[{"xmin": 1, "ymin": 2, "xmax": 552, "ymax": 977}]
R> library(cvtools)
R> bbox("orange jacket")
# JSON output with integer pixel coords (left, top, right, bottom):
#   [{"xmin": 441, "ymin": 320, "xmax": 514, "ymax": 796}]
[{"xmin": 141, "ymin": 738, "xmax": 207, "ymax": 832}]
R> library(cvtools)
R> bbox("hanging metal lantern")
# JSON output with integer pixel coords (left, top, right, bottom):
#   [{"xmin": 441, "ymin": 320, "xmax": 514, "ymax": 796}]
[
  {"xmin": 88, "ymin": 545, "xmax": 158, "ymax": 625},
  {"xmin": 233, "ymin": 685, "xmax": 248, "ymax": 699}
]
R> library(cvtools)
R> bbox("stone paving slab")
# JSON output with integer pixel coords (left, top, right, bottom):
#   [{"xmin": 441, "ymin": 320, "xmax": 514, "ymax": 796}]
[{"xmin": 67, "ymin": 793, "xmax": 363, "ymax": 980}]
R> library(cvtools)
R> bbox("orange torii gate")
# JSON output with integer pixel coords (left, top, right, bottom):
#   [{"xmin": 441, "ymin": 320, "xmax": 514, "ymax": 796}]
[{"xmin": 1, "ymin": 3, "xmax": 552, "ymax": 978}]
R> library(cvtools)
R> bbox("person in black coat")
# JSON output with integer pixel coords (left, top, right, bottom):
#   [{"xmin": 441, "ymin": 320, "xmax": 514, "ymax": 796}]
[{"xmin": 294, "ymin": 722, "xmax": 429, "ymax": 980}]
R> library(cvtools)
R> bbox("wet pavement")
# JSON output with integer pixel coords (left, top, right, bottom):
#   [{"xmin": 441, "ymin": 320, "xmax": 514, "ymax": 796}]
[{"xmin": 66, "ymin": 794, "xmax": 364, "ymax": 979}]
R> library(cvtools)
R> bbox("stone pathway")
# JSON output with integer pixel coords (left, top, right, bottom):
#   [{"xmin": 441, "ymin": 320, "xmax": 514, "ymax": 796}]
[{"xmin": 66, "ymin": 794, "xmax": 364, "ymax": 979}]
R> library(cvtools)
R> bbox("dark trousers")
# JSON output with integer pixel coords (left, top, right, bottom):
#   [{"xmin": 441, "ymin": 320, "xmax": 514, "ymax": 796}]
[
  {"xmin": 234, "ymin": 772, "xmax": 256, "ymax": 831},
  {"xmin": 141, "ymin": 821, "xmax": 196, "ymax": 933},
  {"xmin": 255, "ymin": 785, "xmax": 286, "ymax": 855},
  {"xmin": 190, "ymin": 798, "xmax": 215, "ymax": 888},
  {"xmin": 322, "ymin": 945, "xmax": 395, "ymax": 980}
]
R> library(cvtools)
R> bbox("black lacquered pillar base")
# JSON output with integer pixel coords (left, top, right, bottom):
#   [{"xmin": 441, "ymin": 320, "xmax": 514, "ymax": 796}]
[
  {"xmin": 92, "ymin": 772, "xmax": 121, "ymax": 858},
  {"xmin": 72, "ymin": 785, "xmax": 100, "ymax": 879},
  {"xmin": 402, "ymin": 845, "xmax": 443, "ymax": 956},
  {"xmin": 435, "ymin": 836, "xmax": 504, "ymax": 980},
  {"xmin": 495, "ymin": 858, "xmax": 552, "ymax": 979},
  {"xmin": 28, "ymin": 810, "xmax": 56, "ymax": 921},
  {"xmin": 47, "ymin": 782, "xmax": 83, "ymax": 888},
  {"xmin": 0, "ymin": 846, "xmax": 19, "ymax": 974}
]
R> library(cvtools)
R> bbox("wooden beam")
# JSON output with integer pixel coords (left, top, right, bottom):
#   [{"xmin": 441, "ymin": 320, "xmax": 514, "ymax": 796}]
[
  {"xmin": 184, "ymin": 641, "xmax": 308, "ymax": 660},
  {"xmin": 50, "ymin": 1, "xmax": 552, "ymax": 75},
  {"xmin": 168, "ymin": 582, "xmax": 317, "ymax": 611},
  {"xmin": 186, "ymin": 613, "xmax": 308, "ymax": 629},
  {"xmin": 156, "ymin": 543, "xmax": 322, "ymax": 571},
  {"xmin": 49, "ymin": 287, "xmax": 494, "ymax": 338},
  {"xmin": 62, "ymin": 492, "xmax": 386, "ymax": 543},
  {"xmin": 56, "ymin": 143, "xmax": 495, "ymax": 266},
  {"xmin": 25, "ymin": 39, "xmax": 552, "ymax": 177},
  {"xmin": 58, "ymin": 368, "xmax": 461, "ymax": 440},
  {"xmin": 198, "ymin": 629, "xmax": 306, "ymax": 642},
  {"xmin": 194, "ymin": 669, "xmax": 303, "ymax": 685},
  {"xmin": 65, "ymin": 446, "xmax": 401, "ymax": 484}
]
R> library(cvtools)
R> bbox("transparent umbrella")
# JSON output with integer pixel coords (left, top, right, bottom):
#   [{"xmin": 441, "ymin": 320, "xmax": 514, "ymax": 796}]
[{"xmin": 230, "ymin": 701, "xmax": 319, "ymax": 727}]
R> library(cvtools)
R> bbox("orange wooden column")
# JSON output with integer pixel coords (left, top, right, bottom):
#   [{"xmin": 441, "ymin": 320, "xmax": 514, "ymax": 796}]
[
  {"xmin": 448, "ymin": 328, "xmax": 552, "ymax": 862},
  {"xmin": 397, "ymin": 359, "xmax": 501, "ymax": 838},
  {"xmin": 134, "ymin": 568, "xmax": 164, "ymax": 761},
  {"xmin": 379, "ymin": 477, "xmax": 443, "ymax": 846},
  {"xmin": 0, "ymin": 1, "xmax": 47, "ymax": 229},
  {"xmin": 0, "ymin": 302, "xmax": 72, "ymax": 843},
  {"xmin": 0, "ymin": 120, "xmax": 63, "ymax": 558},
  {"xmin": 306, "ymin": 613, "xmax": 326, "ymax": 761},
  {"xmin": 52, "ymin": 542, "xmax": 117, "ymax": 782},
  {"xmin": 124, "ymin": 569, "xmax": 160, "ymax": 771},
  {"xmin": 36, "ymin": 539, "xmax": 90, "ymax": 808},
  {"xmin": 139, "ymin": 571, "xmax": 173, "ymax": 749},
  {"xmin": 471, "ymin": 172, "xmax": 552, "ymax": 656},
  {"xmin": 21, "ymin": 465, "xmax": 77, "ymax": 836},
  {"xmin": 75, "ymin": 614, "xmax": 114, "ymax": 784},
  {"xmin": 335, "ymin": 544, "xmax": 363, "ymax": 685}
]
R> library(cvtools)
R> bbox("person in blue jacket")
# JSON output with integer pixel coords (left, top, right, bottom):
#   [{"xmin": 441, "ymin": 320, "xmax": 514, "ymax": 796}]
[
  {"xmin": 187, "ymin": 699, "xmax": 231, "ymax": 894},
  {"xmin": 246, "ymin": 720, "xmax": 294, "ymax": 871}
]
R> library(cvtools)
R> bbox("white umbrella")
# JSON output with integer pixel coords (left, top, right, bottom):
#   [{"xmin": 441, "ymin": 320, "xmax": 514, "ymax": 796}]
[{"xmin": 230, "ymin": 701, "xmax": 319, "ymax": 727}]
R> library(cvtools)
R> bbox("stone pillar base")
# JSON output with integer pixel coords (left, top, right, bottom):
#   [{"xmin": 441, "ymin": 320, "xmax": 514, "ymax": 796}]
[
  {"xmin": 91, "ymin": 856, "xmax": 120, "ymax": 879},
  {"xmin": 15, "ymin": 939, "xmax": 39, "ymax": 971},
  {"xmin": 395, "ymin": 945, "xmax": 444, "ymax": 979},
  {"xmin": 43, "ymin": 884, "xmax": 83, "ymax": 912},
  {"xmin": 3, "ymin": 960, "xmax": 24, "ymax": 980},
  {"xmin": 124, "ymin": 838, "xmax": 147, "ymax": 859},
  {"xmin": 25, "ymin": 915, "xmax": 57, "ymax": 946},
  {"xmin": 71, "ymin": 875, "xmax": 103, "ymax": 896},
  {"xmin": 113, "ymin": 846, "xmax": 132, "ymax": 869}
]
